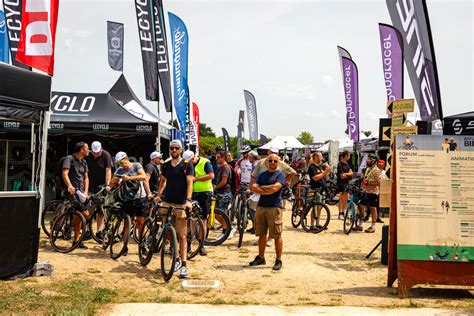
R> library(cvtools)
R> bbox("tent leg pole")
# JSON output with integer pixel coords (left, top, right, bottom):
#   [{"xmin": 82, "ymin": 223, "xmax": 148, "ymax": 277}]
[{"xmin": 38, "ymin": 111, "xmax": 50, "ymax": 228}]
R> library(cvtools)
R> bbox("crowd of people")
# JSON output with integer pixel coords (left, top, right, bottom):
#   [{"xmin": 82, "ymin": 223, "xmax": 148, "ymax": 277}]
[{"xmin": 58, "ymin": 139, "xmax": 387, "ymax": 279}]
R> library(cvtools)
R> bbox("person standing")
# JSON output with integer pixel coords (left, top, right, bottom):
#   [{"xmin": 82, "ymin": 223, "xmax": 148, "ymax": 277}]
[
  {"xmin": 355, "ymin": 154, "xmax": 381, "ymax": 233},
  {"xmin": 145, "ymin": 151, "xmax": 162, "ymax": 197},
  {"xmin": 226, "ymin": 151, "xmax": 236, "ymax": 169},
  {"xmin": 249, "ymin": 153, "xmax": 286, "ymax": 270},
  {"xmin": 337, "ymin": 151, "xmax": 353, "ymax": 220},
  {"xmin": 85, "ymin": 141, "xmax": 113, "ymax": 239},
  {"xmin": 157, "ymin": 140, "xmax": 194, "ymax": 278},
  {"xmin": 62, "ymin": 141, "xmax": 90, "ymax": 249},
  {"xmin": 449, "ymin": 137, "xmax": 458, "ymax": 152},
  {"xmin": 235, "ymin": 146, "xmax": 253, "ymax": 186},
  {"xmin": 214, "ymin": 150, "xmax": 236, "ymax": 239},
  {"xmin": 308, "ymin": 151, "xmax": 333, "ymax": 230}
]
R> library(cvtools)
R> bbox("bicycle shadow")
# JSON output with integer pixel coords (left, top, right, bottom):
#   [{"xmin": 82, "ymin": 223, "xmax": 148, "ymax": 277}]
[
  {"xmin": 215, "ymin": 264, "xmax": 266, "ymax": 272},
  {"xmin": 109, "ymin": 259, "xmax": 166, "ymax": 284}
]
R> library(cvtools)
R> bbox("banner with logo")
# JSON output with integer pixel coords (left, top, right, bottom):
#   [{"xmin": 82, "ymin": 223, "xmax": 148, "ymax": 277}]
[
  {"xmin": 222, "ymin": 128, "xmax": 231, "ymax": 153},
  {"xmin": 0, "ymin": 10, "xmax": 9, "ymax": 63},
  {"xmin": 237, "ymin": 110, "xmax": 244, "ymax": 153},
  {"xmin": 337, "ymin": 46, "xmax": 360, "ymax": 143},
  {"xmin": 153, "ymin": 0, "xmax": 172, "ymax": 112},
  {"xmin": 378, "ymin": 23, "xmax": 403, "ymax": 112},
  {"xmin": 15, "ymin": 0, "xmax": 59, "ymax": 74},
  {"xmin": 260, "ymin": 134, "xmax": 268, "ymax": 145},
  {"xmin": 386, "ymin": 0, "xmax": 443, "ymax": 122},
  {"xmin": 169, "ymin": 12, "xmax": 189, "ymax": 133},
  {"xmin": 107, "ymin": 21, "xmax": 124, "ymax": 72},
  {"xmin": 134, "ymin": 0, "xmax": 158, "ymax": 101},
  {"xmin": 190, "ymin": 102, "xmax": 200, "ymax": 152},
  {"xmin": 443, "ymin": 113, "xmax": 474, "ymax": 136},
  {"xmin": 2, "ymin": 0, "xmax": 29, "ymax": 69},
  {"xmin": 243, "ymin": 90, "xmax": 258, "ymax": 142}
]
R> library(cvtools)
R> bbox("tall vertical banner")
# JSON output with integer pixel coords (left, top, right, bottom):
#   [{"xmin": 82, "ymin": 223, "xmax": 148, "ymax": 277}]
[
  {"xmin": 192, "ymin": 102, "xmax": 200, "ymax": 151},
  {"xmin": 378, "ymin": 23, "xmax": 403, "ymax": 111},
  {"xmin": 237, "ymin": 110, "xmax": 245, "ymax": 153},
  {"xmin": 16, "ymin": 0, "xmax": 59, "ymax": 74},
  {"xmin": 222, "ymin": 128, "xmax": 231, "ymax": 153},
  {"xmin": 134, "ymin": 0, "xmax": 158, "ymax": 101},
  {"xmin": 337, "ymin": 46, "xmax": 360, "ymax": 143},
  {"xmin": 386, "ymin": 0, "xmax": 443, "ymax": 122},
  {"xmin": 169, "ymin": 12, "xmax": 189, "ymax": 133},
  {"xmin": 153, "ymin": 0, "xmax": 172, "ymax": 112},
  {"xmin": 0, "ymin": 10, "xmax": 9, "ymax": 63},
  {"xmin": 189, "ymin": 102, "xmax": 200, "ymax": 151},
  {"xmin": 107, "ymin": 21, "xmax": 124, "ymax": 72},
  {"xmin": 2, "ymin": 0, "xmax": 29, "ymax": 69},
  {"xmin": 243, "ymin": 90, "xmax": 258, "ymax": 142},
  {"xmin": 260, "ymin": 134, "xmax": 268, "ymax": 145}
]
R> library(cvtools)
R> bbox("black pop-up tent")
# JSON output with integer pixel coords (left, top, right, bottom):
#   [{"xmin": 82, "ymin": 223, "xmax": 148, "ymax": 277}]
[
  {"xmin": 443, "ymin": 111, "xmax": 474, "ymax": 135},
  {"xmin": 0, "ymin": 63, "xmax": 51, "ymax": 279}
]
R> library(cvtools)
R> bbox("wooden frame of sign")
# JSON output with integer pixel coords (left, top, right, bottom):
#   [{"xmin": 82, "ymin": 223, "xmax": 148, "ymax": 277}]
[{"xmin": 387, "ymin": 139, "xmax": 474, "ymax": 298}]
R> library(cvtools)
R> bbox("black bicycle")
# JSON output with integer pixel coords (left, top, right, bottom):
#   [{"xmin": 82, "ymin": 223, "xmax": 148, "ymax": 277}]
[
  {"xmin": 301, "ymin": 188, "xmax": 331, "ymax": 233},
  {"xmin": 186, "ymin": 202, "xmax": 205, "ymax": 259}
]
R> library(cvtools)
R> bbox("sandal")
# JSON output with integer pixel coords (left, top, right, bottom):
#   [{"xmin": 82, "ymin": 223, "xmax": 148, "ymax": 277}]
[{"xmin": 365, "ymin": 227, "xmax": 375, "ymax": 233}]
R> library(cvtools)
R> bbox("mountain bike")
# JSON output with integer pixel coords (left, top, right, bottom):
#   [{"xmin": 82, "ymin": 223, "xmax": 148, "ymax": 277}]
[
  {"xmin": 343, "ymin": 180, "xmax": 363, "ymax": 235},
  {"xmin": 138, "ymin": 202, "xmax": 178, "ymax": 282},
  {"xmin": 186, "ymin": 202, "xmax": 205, "ymax": 259},
  {"xmin": 204, "ymin": 194, "xmax": 232, "ymax": 246},
  {"xmin": 291, "ymin": 183, "xmax": 310, "ymax": 228},
  {"xmin": 42, "ymin": 199, "xmax": 65, "ymax": 237},
  {"xmin": 234, "ymin": 184, "xmax": 251, "ymax": 248},
  {"xmin": 301, "ymin": 188, "xmax": 331, "ymax": 234}
]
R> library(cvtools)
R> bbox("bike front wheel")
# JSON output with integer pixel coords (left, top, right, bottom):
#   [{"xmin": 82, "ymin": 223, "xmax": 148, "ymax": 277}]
[
  {"xmin": 237, "ymin": 204, "xmax": 248, "ymax": 248},
  {"xmin": 204, "ymin": 209, "xmax": 231, "ymax": 246},
  {"xmin": 343, "ymin": 202, "xmax": 357, "ymax": 235},
  {"xmin": 187, "ymin": 217, "xmax": 205, "ymax": 260},
  {"xmin": 291, "ymin": 199, "xmax": 304, "ymax": 228},
  {"xmin": 160, "ymin": 225, "xmax": 177, "ymax": 282},
  {"xmin": 42, "ymin": 200, "xmax": 65, "ymax": 237},
  {"xmin": 88, "ymin": 206, "xmax": 107, "ymax": 244},
  {"xmin": 301, "ymin": 202, "xmax": 331, "ymax": 234},
  {"xmin": 110, "ymin": 214, "xmax": 131, "ymax": 260},
  {"xmin": 138, "ymin": 217, "xmax": 157, "ymax": 266},
  {"xmin": 50, "ymin": 210, "xmax": 86, "ymax": 253}
]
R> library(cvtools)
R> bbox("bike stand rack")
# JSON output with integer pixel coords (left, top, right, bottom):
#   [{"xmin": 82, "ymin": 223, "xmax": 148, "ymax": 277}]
[{"xmin": 366, "ymin": 240, "xmax": 382, "ymax": 259}]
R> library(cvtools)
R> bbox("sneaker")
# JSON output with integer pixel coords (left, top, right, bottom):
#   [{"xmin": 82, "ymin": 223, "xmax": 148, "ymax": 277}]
[
  {"xmin": 199, "ymin": 246, "xmax": 207, "ymax": 256},
  {"xmin": 227, "ymin": 228, "xmax": 237, "ymax": 240},
  {"xmin": 179, "ymin": 266, "xmax": 189, "ymax": 279},
  {"xmin": 272, "ymin": 259, "xmax": 282, "ymax": 271},
  {"xmin": 77, "ymin": 241, "xmax": 88, "ymax": 249},
  {"xmin": 122, "ymin": 246, "xmax": 128, "ymax": 257},
  {"xmin": 338, "ymin": 213, "xmax": 345, "ymax": 220},
  {"xmin": 365, "ymin": 227, "xmax": 375, "ymax": 233},
  {"xmin": 376, "ymin": 218, "xmax": 384, "ymax": 223},
  {"xmin": 95, "ymin": 230, "xmax": 104, "ymax": 240},
  {"xmin": 249, "ymin": 255, "xmax": 266, "ymax": 266},
  {"xmin": 353, "ymin": 226, "xmax": 363, "ymax": 232},
  {"xmin": 246, "ymin": 227, "xmax": 255, "ymax": 234},
  {"xmin": 266, "ymin": 238, "xmax": 273, "ymax": 247},
  {"xmin": 315, "ymin": 225, "xmax": 328, "ymax": 231},
  {"xmin": 174, "ymin": 258, "xmax": 182, "ymax": 272},
  {"xmin": 309, "ymin": 225, "xmax": 318, "ymax": 231}
]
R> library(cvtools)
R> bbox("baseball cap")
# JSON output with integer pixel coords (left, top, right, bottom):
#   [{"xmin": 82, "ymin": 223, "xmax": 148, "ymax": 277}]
[
  {"xmin": 115, "ymin": 151, "xmax": 127, "ymax": 162},
  {"xmin": 150, "ymin": 151, "xmax": 162, "ymax": 160},
  {"xmin": 170, "ymin": 139, "xmax": 182, "ymax": 148},
  {"xmin": 183, "ymin": 150, "xmax": 194, "ymax": 161},
  {"xmin": 269, "ymin": 146, "xmax": 279, "ymax": 154},
  {"xmin": 91, "ymin": 141, "xmax": 102, "ymax": 153}
]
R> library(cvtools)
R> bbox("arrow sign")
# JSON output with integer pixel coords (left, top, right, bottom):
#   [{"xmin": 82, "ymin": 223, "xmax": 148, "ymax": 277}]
[
  {"xmin": 387, "ymin": 99, "xmax": 415, "ymax": 115},
  {"xmin": 392, "ymin": 113, "xmax": 407, "ymax": 127}
]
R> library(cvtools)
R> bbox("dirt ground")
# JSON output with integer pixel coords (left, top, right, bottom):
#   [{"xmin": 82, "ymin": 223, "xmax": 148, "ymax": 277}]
[{"xmin": 35, "ymin": 205, "xmax": 473, "ymax": 311}]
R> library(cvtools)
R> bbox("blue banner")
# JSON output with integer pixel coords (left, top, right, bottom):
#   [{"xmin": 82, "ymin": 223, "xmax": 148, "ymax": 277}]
[
  {"xmin": 0, "ymin": 10, "xmax": 9, "ymax": 63},
  {"xmin": 168, "ymin": 12, "xmax": 189, "ymax": 134}
]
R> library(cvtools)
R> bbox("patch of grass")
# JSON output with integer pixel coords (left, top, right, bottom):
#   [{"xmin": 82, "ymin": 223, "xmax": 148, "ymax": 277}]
[
  {"xmin": 407, "ymin": 299, "xmax": 420, "ymax": 308},
  {"xmin": 211, "ymin": 298, "xmax": 227, "ymax": 305},
  {"xmin": 266, "ymin": 290, "xmax": 279, "ymax": 295},
  {"xmin": 157, "ymin": 296, "xmax": 172, "ymax": 303},
  {"xmin": 87, "ymin": 268, "xmax": 101, "ymax": 274}
]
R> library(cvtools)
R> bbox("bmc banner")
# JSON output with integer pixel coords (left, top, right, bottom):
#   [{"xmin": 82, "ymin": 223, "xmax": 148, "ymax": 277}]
[
  {"xmin": 15, "ymin": 0, "xmax": 59, "ymax": 74},
  {"xmin": 396, "ymin": 135, "xmax": 474, "ymax": 261},
  {"xmin": 169, "ymin": 12, "xmax": 189, "ymax": 132},
  {"xmin": 2, "ymin": 0, "xmax": 29, "ymax": 69},
  {"xmin": 107, "ymin": 21, "xmax": 124, "ymax": 72},
  {"xmin": 243, "ymin": 90, "xmax": 258, "ymax": 142},
  {"xmin": 190, "ymin": 102, "xmax": 200, "ymax": 151},
  {"xmin": 222, "ymin": 128, "xmax": 231, "ymax": 153},
  {"xmin": 153, "ymin": 0, "xmax": 172, "ymax": 112},
  {"xmin": 378, "ymin": 23, "xmax": 403, "ymax": 108},
  {"xmin": 0, "ymin": 10, "xmax": 9, "ymax": 63},
  {"xmin": 337, "ymin": 46, "xmax": 360, "ymax": 143},
  {"xmin": 134, "ymin": 0, "xmax": 158, "ymax": 101},
  {"xmin": 386, "ymin": 0, "xmax": 443, "ymax": 122}
]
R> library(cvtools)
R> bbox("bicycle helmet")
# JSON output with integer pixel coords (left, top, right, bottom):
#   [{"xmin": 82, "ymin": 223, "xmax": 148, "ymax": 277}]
[
  {"xmin": 367, "ymin": 153, "xmax": 377, "ymax": 161},
  {"xmin": 215, "ymin": 145, "xmax": 224, "ymax": 152},
  {"xmin": 240, "ymin": 145, "xmax": 251, "ymax": 153}
]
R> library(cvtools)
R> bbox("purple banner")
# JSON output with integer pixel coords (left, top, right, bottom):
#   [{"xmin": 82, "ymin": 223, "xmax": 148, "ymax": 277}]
[
  {"xmin": 341, "ymin": 56, "xmax": 359, "ymax": 143},
  {"xmin": 378, "ymin": 23, "xmax": 403, "ymax": 112}
]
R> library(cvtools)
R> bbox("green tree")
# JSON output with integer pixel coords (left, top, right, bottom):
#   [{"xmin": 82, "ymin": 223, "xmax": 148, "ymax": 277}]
[
  {"xmin": 361, "ymin": 130, "xmax": 372, "ymax": 137},
  {"xmin": 200, "ymin": 123, "xmax": 216, "ymax": 137},
  {"xmin": 168, "ymin": 119, "xmax": 179, "ymax": 129},
  {"xmin": 297, "ymin": 131, "xmax": 314, "ymax": 145}
]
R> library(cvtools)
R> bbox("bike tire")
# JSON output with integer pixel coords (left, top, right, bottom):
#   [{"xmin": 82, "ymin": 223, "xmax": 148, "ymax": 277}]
[
  {"xmin": 138, "ymin": 217, "xmax": 156, "ymax": 266},
  {"xmin": 42, "ymin": 200, "xmax": 65, "ymax": 237},
  {"xmin": 187, "ymin": 217, "xmax": 205, "ymax": 260},
  {"xmin": 50, "ymin": 210, "xmax": 86, "ymax": 253},
  {"xmin": 204, "ymin": 209, "xmax": 231, "ymax": 246},
  {"xmin": 291, "ymin": 199, "xmax": 303, "ymax": 228},
  {"xmin": 89, "ymin": 206, "xmax": 107, "ymax": 244},
  {"xmin": 110, "ymin": 214, "xmax": 131, "ymax": 260},
  {"xmin": 325, "ymin": 183, "xmax": 338, "ymax": 206},
  {"xmin": 101, "ymin": 212, "xmax": 114, "ymax": 251},
  {"xmin": 132, "ymin": 220, "xmax": 140, "ymax": 244},
  {"xmin": 160, "ymin": 225, "xmax": 177, "ymax": 282},
  {"xmin": 238, "ymin": 204, "xmax": 248, "ymax": 248},
  {"xmin": 343, "ymin": 202, "xmax": 356, "ymax": 235},
  {"xmin": 301, "ymin": 202, "xmax": 331, "ymax": 234}
]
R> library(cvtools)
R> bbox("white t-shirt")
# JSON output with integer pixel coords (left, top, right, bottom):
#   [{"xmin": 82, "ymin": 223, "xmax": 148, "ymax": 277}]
[{"xmin": 237, "ymin": 158, "xmax": 253, "ymax": 184}]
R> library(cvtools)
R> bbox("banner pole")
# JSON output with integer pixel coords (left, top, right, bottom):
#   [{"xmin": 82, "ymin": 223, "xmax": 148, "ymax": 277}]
[{"xmin": 157, "ymin": 101, "xmax": 161, "ymax": 151}]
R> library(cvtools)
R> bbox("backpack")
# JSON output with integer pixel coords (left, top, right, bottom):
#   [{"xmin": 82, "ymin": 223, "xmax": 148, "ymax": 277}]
[
  {"xmin": 54, "ymin": 156, "xmax": 68, "ymax": 191},
  {"xmin": 220, "ymin": 164, "xmax": 240, "ymax": 195},
  {"xmin": 118, "ymin": 180, "xmax": 141, "ymax": 202}
]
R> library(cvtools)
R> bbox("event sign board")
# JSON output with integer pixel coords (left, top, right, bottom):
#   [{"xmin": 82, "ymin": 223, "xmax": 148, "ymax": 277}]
[
  {"xmin": 387, "ymin": 99, "xmax": 414, "ymax": 115},
  {"xmin": 391, "ymin": 113, "xmax": 407, "ymax": 127},
  {"xmin": 392, "ymin": 125, "xmax": 417, "ymax": 136},
  {"xmin": 396, "ymin": 135, "xmax": 474, "ymax": 262}
]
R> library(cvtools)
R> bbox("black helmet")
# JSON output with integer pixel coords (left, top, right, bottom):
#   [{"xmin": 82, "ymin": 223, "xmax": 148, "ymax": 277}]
[
  {"xmin": 367, "ymin": 153, "xmax": 377, "ymax": 161},
  {"xmin": 215, "ymin": 145, "xmax": 224, "ymax": 152},
  {"xmin": 240, "ymin": 145, "xmax": 251, "ymax": 153}
]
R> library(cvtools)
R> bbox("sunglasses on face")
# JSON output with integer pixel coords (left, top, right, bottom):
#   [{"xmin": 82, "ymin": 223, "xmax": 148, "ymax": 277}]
[
  {"xmin": 268, "ymin": 160, "xmax": 278, "ymax": 163},
  {"xmin": 116, "ymin": 160, "xmax": 125, "ymax": 166},
  {"xmin": 170, "ymin": 147, "xmax": 180, "ymax": 151}
]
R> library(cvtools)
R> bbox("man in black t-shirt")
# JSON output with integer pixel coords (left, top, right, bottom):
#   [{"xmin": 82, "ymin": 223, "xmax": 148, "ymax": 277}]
[
  {"xmin": 307, "ymin": 151, "xmax": 332, "ymax": 231},
  {"xmin": 157, "ymin": 140, "xmax": 194, "ymax": 279},
  {"xmin": 337, "ymin": 151, "xmax": 353, "ymax": 220},
  {"xmin": 145, "ymin": 151, "xmax": 162, "ymax": 196}
]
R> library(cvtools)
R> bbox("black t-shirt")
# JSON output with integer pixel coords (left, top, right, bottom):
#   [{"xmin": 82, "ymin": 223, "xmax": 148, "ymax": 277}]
[
  {"xmin": 85, "ymin": 150, "xmax": 113, "ymax": 193},
  {"xmin": 145, "ymin": 163, "xmax": 161, "ymax": 193},
  {"xmin": 337, "ymin": 161, "xmax": 352, "ymax": 184},
  {"xmin": 63, "ymin": 155, "xmax": 88, "ymax": 192},
  {"xmin": 215, "ymin": 164, "xmax": 232, "ymax": 194},
  {"xmin": 449, "ymin": 143, "xmax": 457, "ymax": 151},
  {"xmin": 162, "ymin": 159, "xmax": 194, "ymax": 204},
  {"xmin": 308, "ymin": 163, "xmax": 325, "ymax": 189}
]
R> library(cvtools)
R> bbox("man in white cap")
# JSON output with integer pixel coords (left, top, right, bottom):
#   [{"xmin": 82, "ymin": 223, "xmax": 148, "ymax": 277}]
[
  {"xmin": 157, "ymin": 140, "xmax": 194, "ymax": 278},
  {"xmin": 145, "ymin": 151, "xmax": 162, "ymax": 197},
  {"xmin": 85, "ymin": 141, "xmax": 113, "ymax": 240}
]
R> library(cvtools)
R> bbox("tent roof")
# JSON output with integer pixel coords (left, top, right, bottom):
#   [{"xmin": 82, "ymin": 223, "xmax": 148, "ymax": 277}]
[
  {"xmin": 0, "ymin": 63, "xmax": 51, "ymax": 123},
  {"xmin": 444, "ymin": 111, "xmax": 474, "ymax": 119},
  {"xmin": 260, "ymin": 136, "xmax": 305, "ymax": 150}
]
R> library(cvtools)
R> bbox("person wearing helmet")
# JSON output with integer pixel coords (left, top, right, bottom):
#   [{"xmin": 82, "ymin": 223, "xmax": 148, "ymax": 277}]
[
  {"xmin": 355, "ymin": 153, "xmax": 381, "ymax": 233},
  {"xmin": 236, "ymin": 145, "xmax": 253, "ymax": 185}
]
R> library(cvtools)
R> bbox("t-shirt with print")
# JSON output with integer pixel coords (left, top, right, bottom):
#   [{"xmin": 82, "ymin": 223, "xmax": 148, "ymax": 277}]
[
  {"xmin": 161, "ymin": 159, "xmax": 194, "ymax": 204},
  {"xmin": 256, "ymin": 170, "xmax": 285, "ymax": 208},
  {"xmin": 337, "ymin": 161, "xmax": 352, "ymax": 185},
  {"xmin": 308, "ymin": 163, "xmax": 325, "ymax": 190},
  {"xmin": 145, "ymin": 163, "xmax": 161, "ymax": 193},
  {"xmin": 215, "ymin": 164, "xmax": 231, "ymax": 194},
  {"xmin": 63, "ymin": 155, "xmax": 88, "ymax": 192},
  {"xmin": 251, "ymin": 158, "xmax": 296, "ymax": 179},
  {"xmin": 237, "ymin": 158, "xmax": 253, "ymax": 184},
  {"xmin": 115, "ymin": 162, "xmax": 147, "ymax": 199},
  {"xmin": 85, "ymin": 149, "xmax": 113, "ymax": 193},
  {"xmin": 362, "ymin": 166, "xmax": 381, "ymax": 195}
]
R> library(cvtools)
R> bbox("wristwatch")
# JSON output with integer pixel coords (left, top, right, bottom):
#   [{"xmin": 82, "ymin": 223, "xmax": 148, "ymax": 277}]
[{"xmin": 186, "ymin": 198, "xmax": 192, "ymax": 202}]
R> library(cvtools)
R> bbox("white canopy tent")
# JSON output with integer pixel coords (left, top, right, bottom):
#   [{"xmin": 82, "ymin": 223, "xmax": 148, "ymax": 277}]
[{"xmin": 260, "ymin": 136, "xmax": 305, "ymax": 150}]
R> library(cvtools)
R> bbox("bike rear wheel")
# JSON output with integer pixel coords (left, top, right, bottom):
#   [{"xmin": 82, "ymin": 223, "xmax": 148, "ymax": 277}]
[
  {"xmin": 88, "ymin": 206, "xmax": 107, "ymax": 244},
  {"xmin": 204, "ymin": 209, "xmax": 231, "ymax": 246},
  {"xmin": 343, "ymin": 202, "xmax": 356, "ymax": 235},
  {"xmin": 160, "ymin": 225, "xmax": 177, "ymax": 282},
  {"xmin": 291, "ymin": 199, "xmax": 304, "ymax": 228},
  {"xmin": 138, "ymin": 217, "xmax": 157, "ymax": 266},
  {"xmin": 50, "ymin": 210, "xmax": 86, "ymax": 253},
  {"xmin": 187, "ymin": 217, "xmax": 205, "ymax": 259},
  {"xmin": 301, "ymin": 202, "xmax": 331, "ymax": 234},
  {"xmin": 110, "ymin": 214, "xmax": 131, "ymax": 260},
  {"xmin": 42, "ymin": 200, "xmax": 65, "ymax": 237},
  {"xmin": 237, "ymin": 204, "xmax": 248, "ymax": 248}
]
